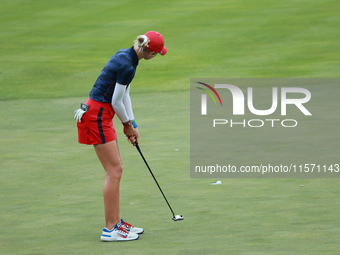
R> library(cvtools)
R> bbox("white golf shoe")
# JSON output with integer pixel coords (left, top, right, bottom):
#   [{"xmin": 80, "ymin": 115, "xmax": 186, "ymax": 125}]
[
  {"xmin": 119, "ymin": 219, "xmax": 144, "ymax": 234},
  {"xmin": 100, "ymin": 224, "xmax": 139, "ymax": 242}
]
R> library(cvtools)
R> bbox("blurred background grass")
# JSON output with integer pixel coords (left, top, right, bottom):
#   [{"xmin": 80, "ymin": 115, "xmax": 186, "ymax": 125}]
[{"xmin": 1, "ymin": 0, "xmax": 339, "ymax": 100}]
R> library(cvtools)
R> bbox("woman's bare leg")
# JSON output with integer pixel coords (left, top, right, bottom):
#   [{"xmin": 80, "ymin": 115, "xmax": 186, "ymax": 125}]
[{"xmin": 94, "ymin": 140, "xmax": 122, "ymax": 230}]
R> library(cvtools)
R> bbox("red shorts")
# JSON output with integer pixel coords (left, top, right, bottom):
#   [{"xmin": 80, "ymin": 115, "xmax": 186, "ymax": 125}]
[{"xmin": 77, "ymin": 98, "xmax": 117, "ymax": 145}]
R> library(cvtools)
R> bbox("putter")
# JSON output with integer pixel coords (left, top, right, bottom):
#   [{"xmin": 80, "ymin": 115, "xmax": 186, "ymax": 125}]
[{"xmin": 135, "ymin": 142, "xmax": 184, "ymax": 221}]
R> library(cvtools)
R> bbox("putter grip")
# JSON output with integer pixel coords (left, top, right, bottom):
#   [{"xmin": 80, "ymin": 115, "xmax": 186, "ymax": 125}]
[{"xmin": 135, "ymin": 142, "xmax": 140, "ymax": 151}]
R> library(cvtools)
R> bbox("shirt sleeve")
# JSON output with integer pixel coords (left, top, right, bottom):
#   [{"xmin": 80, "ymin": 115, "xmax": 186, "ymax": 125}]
[
  {"xmin": 111, "ymin": 83, "xmax": 129, "ymax": 123},
  {"xmin": 123, "ymin": 85, "xmax": 135, "ymax": 121},
  {"xmin": 117, "ymin": 65, "xmax": 134, "ymax": 85}
]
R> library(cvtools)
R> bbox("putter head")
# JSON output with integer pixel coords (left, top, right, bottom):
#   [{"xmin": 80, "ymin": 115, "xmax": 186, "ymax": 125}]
[{"xmin": 172, "ymin": 215, "xmax": 184, "ymax": 221}]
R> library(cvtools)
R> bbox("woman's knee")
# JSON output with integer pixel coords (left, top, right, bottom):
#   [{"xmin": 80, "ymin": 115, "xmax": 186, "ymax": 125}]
[{"xmin": 105, "ymin": 163, "xmax": 123, "ymax": 181}]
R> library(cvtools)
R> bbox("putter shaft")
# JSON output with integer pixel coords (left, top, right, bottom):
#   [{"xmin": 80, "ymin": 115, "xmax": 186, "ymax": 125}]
[{"xmin": 135, "ymin": 143, "xmax": 175, "ymax": 217}]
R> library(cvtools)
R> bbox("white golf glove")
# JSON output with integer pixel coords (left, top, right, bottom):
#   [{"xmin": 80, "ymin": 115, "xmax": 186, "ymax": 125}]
[{"xmin": 74, "ymin": 108, "xmax": 86, "ymax": 122}]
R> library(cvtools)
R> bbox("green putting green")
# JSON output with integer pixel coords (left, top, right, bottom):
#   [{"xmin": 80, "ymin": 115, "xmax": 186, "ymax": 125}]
[{"xmin": 1, "ymin": 0, "xmax": 339, "ymax": 254}]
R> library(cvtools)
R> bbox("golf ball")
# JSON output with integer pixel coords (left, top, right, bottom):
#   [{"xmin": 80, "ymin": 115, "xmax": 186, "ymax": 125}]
[{"xmin": 211, "ymin": 180, "xmax": 222, "ymax": 185}]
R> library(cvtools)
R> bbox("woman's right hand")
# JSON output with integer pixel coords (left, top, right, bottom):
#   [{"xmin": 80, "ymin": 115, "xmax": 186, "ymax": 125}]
[{"xmin": 123, "ymin": 124, "xmax": 137, "ymax": 145}]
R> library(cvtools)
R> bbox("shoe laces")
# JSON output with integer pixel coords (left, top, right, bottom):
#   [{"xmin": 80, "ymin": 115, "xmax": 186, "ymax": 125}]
[
  {"xmin": 117, "ymin": 226, "xmax": 129, "ymax": 234},
  {"xmin": 122, "ymin": 221, "xmax": 133, "ymax": 229}
]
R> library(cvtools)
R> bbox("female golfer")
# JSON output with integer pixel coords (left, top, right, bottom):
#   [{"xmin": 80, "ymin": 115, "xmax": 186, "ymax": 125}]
[{"xmin": 74, "ymin": 31, "xmax": 167, "ymax": 241}]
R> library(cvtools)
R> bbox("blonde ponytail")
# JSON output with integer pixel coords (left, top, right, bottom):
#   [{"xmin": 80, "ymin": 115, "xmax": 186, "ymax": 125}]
[{"xmin": 134, "ymin": 35, "xmax": 150, "ymax": 52}]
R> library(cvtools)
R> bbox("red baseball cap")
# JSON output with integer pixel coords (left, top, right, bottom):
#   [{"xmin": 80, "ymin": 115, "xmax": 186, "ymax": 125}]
[{"xmin": 144, "ymin": 31, "xmax": 167, "ymax": 56}]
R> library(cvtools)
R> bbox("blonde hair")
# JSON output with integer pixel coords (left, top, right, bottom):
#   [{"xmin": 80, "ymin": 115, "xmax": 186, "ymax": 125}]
[{"xmin": 134, "ymin": 35, "xmax": 150, "ymax": 53}]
